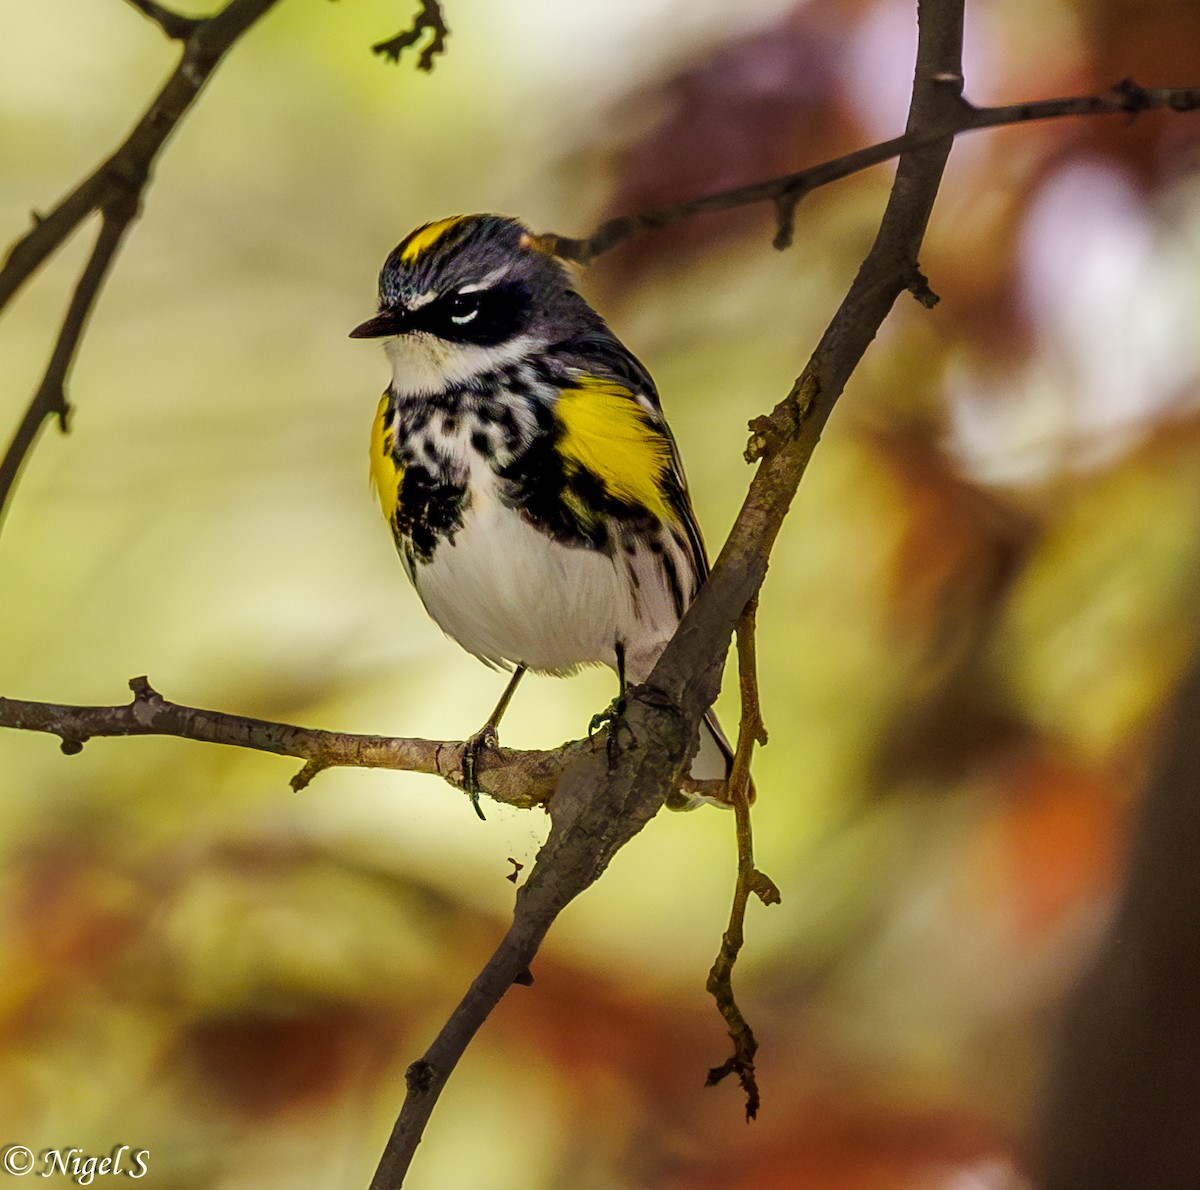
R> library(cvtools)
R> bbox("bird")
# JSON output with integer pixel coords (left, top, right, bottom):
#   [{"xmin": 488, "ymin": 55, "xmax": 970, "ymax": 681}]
[{"xmin": 350, "ymin": 213, "xmax": 741, "ymax": 817}]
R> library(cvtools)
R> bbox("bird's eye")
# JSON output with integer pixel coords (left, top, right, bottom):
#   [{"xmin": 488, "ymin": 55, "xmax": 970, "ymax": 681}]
[{"xmin": 448, "ymin": 292, "xmax": 481, "ymax": 324}]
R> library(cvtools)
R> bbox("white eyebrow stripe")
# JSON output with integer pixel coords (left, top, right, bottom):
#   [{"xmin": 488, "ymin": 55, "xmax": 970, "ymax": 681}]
[
  {"xmin": 407, "ymin": 290, "xmax": 438, "ymax": 309},
  {"xmin": 458, "ymin": 266, "xmax": 509, "ymax": 294}
]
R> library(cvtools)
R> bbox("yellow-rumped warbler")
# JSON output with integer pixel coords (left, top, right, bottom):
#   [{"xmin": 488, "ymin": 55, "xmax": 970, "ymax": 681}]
[{"xmin": 351, "ymin": 214, "xmax": 738, "ymax": 814}]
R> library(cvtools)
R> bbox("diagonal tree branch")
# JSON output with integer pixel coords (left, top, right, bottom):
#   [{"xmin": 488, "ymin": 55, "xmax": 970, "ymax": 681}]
[
  {"xmin": 0, "ymin": 0, "xmax": 283, "ymax": 531},
  {"xmin": 368, "ymin": 1, "xmax": 968, "ymax": 1185}
]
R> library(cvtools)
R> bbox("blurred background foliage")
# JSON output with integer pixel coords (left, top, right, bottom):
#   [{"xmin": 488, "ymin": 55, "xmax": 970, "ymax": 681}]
[{"xmin": 2, "ymin": 0, "xmax": 1199, "ymax": 1186}]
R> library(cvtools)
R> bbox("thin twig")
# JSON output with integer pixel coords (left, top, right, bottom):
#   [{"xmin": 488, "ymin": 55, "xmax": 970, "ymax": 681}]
[
  {"xmin": 1, "ymin": 198, "xmax": 139, "ymax": 502},
  {"xmin": 0, "ymin": 0, "xmax": 282, "ymax": 531},
  {"xmin": 372, "ymin": 0, "xmax": 450, "ymax": 71},
  {"xmin": 121, "ymin": 0, "xmax": 202, "ymax": 39},
  {"xmin": 541, "ymin": 80, "xmax": 1200, "ymax": 264},
  {"xmin": 705, "ymin": 595, "xmax": 778, "ymax": 1120}
]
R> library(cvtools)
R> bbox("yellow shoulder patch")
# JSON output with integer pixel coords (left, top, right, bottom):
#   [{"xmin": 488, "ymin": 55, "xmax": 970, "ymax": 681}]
[
  {"xmin": 369, "ymin": 394, "xmax": 403, "ymax": 519},
  {"xmin": 556, "ymin": 376, "xmax": 675, "ymax": 524},
  {"xmin": 399, "ymin": 216, "xmax": 467, "ymax": 264}
]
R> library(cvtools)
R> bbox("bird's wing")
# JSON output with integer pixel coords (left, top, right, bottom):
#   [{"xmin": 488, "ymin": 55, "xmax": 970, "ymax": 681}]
[{"xmin": 558, "ymin": 331, "xmax": 711, "ymax": 588}]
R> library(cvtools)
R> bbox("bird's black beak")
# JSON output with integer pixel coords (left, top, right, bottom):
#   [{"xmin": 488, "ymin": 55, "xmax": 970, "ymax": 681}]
[{"xmin": 349, "ymin": 308, "xmax": 407, "ymax": 339}]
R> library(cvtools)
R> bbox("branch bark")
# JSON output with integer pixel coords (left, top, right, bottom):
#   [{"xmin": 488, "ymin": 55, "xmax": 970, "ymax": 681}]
[
  {"xmin": 121, "ymin": 0, "xmax": 203, "ymax": 39},
  {"xmin": 705, "ymin": 596, "xmax": 779, "ymax": 1120}
]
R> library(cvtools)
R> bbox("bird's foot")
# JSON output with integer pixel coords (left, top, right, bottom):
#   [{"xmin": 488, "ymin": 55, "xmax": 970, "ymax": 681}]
[
  {"xmin": 462, "ymin": 724, "xmax": 497, "ymax": 821},
  {"xmin": 589, "ymin": 694, "xmax": 633, "ymax": 770},
  {"xmin": 588, "ymin": 693, "xmax": 625, "ymax": 738}
]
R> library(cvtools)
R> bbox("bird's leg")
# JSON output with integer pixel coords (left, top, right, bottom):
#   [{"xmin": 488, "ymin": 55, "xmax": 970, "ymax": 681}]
[
  {"xmin": 589, "ymin": 643, "xmax": 627, "ymax": 736},
  {"xmin": 463, "ymin": 664, "xmax": 526, "ymax": 820},
  {"xmin": 589, "ymin": 644, "xmax": 633, "ymax": 769}
]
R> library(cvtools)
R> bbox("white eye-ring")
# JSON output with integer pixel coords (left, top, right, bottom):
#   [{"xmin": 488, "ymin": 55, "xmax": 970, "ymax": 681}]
[{"xmin": 449, "ymin": 292, "xmax": 481, "ymax": 324}]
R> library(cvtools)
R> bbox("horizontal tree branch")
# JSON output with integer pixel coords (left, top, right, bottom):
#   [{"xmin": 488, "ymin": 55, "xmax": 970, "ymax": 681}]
[
  {"xmin": 542, "ymin": 78, "xmax": 1200, "ymax": 263},
  {"xmin": 0, "ymin": 675, "xmax": 596, "ymax": 810},
  {"xmin": 0, "ymin": 676, "xmax": 734, "ymax": 812}
]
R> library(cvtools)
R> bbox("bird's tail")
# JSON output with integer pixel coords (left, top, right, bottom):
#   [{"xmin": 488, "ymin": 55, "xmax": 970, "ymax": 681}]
[
  {"xmin": 620, "ymin": 647, "xmax": 753, "ymax": 809},
  {"xmin": 666, "ymin": 706, "xmax": 755, "ymax": 811}
]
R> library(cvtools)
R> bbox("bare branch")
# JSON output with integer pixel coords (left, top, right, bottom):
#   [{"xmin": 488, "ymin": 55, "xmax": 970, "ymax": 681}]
[
  {"xmin": 0, "ymin": 201, "xmax": 137, "ymax": 511},
  {"xmin": 121, "ymin": 0, "xmax": 202, "ymax": 40},
  {"xmin": 541, "ymin": 79, "xmax": 1200, "ymax": 265},
  {"xmin": 0, "ymin": 0, "xmax": 282, "ymax": 531},
  {"xmin": 705, "ymin": 596, "xmax": 778, "ymax": 1121},
  {"xmin": 0, "ymin": 675, "xmax": 589, "ymax": 811},
  {"xmin": 0, "ymin": 676, "xmax": 734, "ymax": 811},
  {"xmin": 372, "ymin": 0, "xmax": 450, "ymax": 71}
]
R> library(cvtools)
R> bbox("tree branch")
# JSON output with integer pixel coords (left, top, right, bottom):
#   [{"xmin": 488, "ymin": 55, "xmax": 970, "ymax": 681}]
[
  {"xmin": 372, "ymin": 0, "xmax": 450, "ymax": 71},
  {"xmin": 121, "ymin": 0, "xmax": 202, "ymax": 39},
  {"xmin": 369, "ymin": 1, "xmax": 969, "ymax": 1184},
  {"xmin": 0, "ymin": 0, "xmax": 283, "ymax": 531},
  {"xmin": 0, "ymin": 676, "xmax": 739, "ymax": 811},
  {"xmin": 0, "ymin": 675, "xmax": 599, "ymax": 810},
  {"xmin": 540, "ymin": 79, "xmax": 1200, "ymax": 264},
  {"xmin": 3, "ymin": 29, "xmax": 1192, "ymax": 537},
  {"xmin": 705, "ymin": 596, "xmax": 778, "ymax": 1121}
]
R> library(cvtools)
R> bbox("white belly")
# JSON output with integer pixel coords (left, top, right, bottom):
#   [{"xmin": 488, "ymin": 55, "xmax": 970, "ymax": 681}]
[{"xmin": 411, "ymin": 471, "xmax": 634, "ymax": 675}]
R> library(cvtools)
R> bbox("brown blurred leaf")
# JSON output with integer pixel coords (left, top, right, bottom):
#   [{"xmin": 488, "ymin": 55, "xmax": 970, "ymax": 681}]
[
  {"xmin": 181, "ymin": 1009, "xmax": 383, "ymax": 1119},
  {"xmin": 991, "ymin": 750, "xmax": 1124, "ymax": 940}
]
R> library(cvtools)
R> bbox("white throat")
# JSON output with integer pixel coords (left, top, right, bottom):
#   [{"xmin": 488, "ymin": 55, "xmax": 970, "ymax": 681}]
[{"xmin": 384, "ymin": 332, "xmax": 541, "ymax": 396}]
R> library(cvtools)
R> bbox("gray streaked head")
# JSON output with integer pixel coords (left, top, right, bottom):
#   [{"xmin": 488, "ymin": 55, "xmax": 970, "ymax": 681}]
[{"xmin": 350, "ymin": 214, "xmax": 601, "ymax": 354}]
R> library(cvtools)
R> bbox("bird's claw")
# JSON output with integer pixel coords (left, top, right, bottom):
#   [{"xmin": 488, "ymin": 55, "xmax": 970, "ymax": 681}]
[
  {"xmin": 589, "ymin": 694, "xmax": 626, "ymax": 738},
  {"xmin": 589, "ymin": 695, "xmax": 633, "ymax": 771},
  {"xmin": 462, "ymin": 724, "xmax": 497, "ymax": 821}
]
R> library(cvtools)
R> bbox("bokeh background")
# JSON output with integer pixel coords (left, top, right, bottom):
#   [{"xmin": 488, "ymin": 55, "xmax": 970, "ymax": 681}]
[{"xmin": 3, "ymin": 0, "xmax": 1200, "ymax": 1186}]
